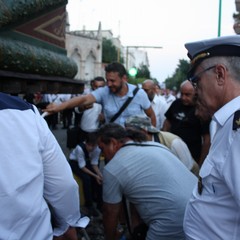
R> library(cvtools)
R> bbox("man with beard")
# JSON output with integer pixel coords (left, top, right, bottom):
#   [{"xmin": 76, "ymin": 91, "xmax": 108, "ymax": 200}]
[
  {"xmin": 97, "ymin": 123, "xmax": 197, "ymax": 240},
  {"xmin": 45, "ymin": 62, "xmax": 156, "ymax": 126}
]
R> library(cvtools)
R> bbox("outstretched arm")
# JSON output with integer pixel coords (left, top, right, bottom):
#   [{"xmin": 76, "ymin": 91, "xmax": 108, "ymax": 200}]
[{"xmin": 44, "ymin": 94, "xmax": 96, "ymax": 114}]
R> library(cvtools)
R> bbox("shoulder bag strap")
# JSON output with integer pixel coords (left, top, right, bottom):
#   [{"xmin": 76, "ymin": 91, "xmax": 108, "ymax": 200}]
[
  {"xmin": 153, "ymin": 133, "xmax": 161, "ymax": 143},
  {"xmin": 110, "ymin": 87, "xmax": 139, "ymax": 123},
  {"xmin": 121, "ymin": 142, "xmax": 166, "ymax": 149},
  {"xmin": 78, "ymin": 142, "xmax": 89, "ymax": 160}
]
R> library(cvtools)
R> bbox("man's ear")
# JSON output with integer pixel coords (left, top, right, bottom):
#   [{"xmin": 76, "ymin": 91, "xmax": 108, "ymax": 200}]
[
  {"xmin": 111, "ymin": 138, "xmax": 119, "ymax": 147},
  {"xmin": 110, "ymin": 138, "xmax": 122, "ymax": 152},
  {"xmin": 122, "ymin": 74, "xmax": 128, "ymax": 82},
  {"xmin": 215, "ymin": 64, "xmax": 226, "ymax": 86}
]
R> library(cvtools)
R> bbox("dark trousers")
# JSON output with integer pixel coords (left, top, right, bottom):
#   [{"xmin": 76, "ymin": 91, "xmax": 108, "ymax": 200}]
[
  {"xmin": 62, "ymin": 109, "xmax": 73, "ymax": 128},
  {"xmin": 45, "ymin": 113, "xmax": 58, "ymax": 129},
  {"xmin": 69, "ymin": 160, "xmax": 102, "ymax": 208}
]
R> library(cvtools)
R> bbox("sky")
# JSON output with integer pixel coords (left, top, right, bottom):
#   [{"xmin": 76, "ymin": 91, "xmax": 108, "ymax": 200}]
[{"xmin": 66, "ymin": 0, "xmax": 237, "ymax": 83}]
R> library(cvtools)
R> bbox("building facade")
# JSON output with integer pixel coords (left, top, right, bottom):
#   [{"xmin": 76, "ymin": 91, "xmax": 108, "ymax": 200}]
[
  {"xmin": 66, "ymin": 22, "xmax": 103, "ymax": 83},
  {"xmin": 66, "ymin": 20, "xmax": 149, "ymax": 84}
]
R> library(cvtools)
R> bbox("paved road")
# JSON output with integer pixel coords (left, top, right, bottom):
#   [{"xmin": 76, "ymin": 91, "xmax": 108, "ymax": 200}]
[{"xmin": 51, "ymin": 124, "xmax": 71, "ymax": 158}]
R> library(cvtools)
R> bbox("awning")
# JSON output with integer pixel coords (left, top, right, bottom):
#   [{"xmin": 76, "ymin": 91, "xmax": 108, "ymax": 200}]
[{"xmin": 0, "ymin": 70, "xmax": 85, "ymax": 94}]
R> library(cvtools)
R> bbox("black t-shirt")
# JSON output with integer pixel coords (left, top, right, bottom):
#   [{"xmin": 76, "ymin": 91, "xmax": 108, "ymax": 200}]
[{"xmin": 165, "ymin": 98, "xmax": 209, "ymax": 162}]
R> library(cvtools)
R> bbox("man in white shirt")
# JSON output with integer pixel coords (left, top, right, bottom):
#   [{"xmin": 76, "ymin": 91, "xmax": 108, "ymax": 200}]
[
  {"xmin": 0, "ymin": 92, "xmax": 89, "ymax": 240},
  {"xmin": 164, "ymin": 88, "xmax": 176, "ymax": 110},
  {"xmin": 142, "ymin": 79, "xmax": 167, "ymax": 130},
  {"xmin": 183, "ymin": 35, "xmax": 240, "ymax": 239},
  {"xmin": 59, "ymin": 94, "xmax": 73, "ymax": 129},
  {"xmin": 79, "ymin": 77, "xmax": 105, "ymax": 134}
]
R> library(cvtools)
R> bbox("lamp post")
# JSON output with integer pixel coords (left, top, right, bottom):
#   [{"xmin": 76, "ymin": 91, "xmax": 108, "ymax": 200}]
[{"xmin": 218, "ymin": 0, "xmax": 222, "ymax": 37}]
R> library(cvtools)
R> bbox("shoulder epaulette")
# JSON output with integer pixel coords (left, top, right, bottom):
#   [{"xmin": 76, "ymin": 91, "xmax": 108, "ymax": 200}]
[{"xmin": 232, "ymin": 110, "xmax": 240, "ymax": 130}]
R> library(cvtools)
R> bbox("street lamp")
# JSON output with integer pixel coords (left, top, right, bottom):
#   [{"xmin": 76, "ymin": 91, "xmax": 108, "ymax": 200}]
[
  {"xmin": 128, "ymin": 67, "xmax": 138, "ymax": 77},
  {"xmin": 218, "ymin": 0, "xmax": 222, "ymax": 37}
]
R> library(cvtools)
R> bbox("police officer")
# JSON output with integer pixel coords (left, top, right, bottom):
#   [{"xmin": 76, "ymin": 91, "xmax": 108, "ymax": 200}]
[{"xmin": 183, "ymin": 35, "xmax": 240, "ymax": 239}]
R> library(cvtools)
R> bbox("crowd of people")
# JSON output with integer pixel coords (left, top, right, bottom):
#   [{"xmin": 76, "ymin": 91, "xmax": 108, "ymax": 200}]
[
  {"xmin": 42, "ymin": 61, "xmax": 210, "ymax": 239},
  {"xmin": 1, "ymin": 35, "xmax": 240, "ymax": 239}
]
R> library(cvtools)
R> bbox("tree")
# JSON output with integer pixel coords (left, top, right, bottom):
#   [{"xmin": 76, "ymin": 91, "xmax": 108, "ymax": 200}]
[
  {"xmin": 102, "ymin": 38, "xmax": 123, "ymax": 63},
  {"xmin": 128, "ymin": 64, "xmax": 151, "ymax": 86},
  {"xmin": 164, "ymin": 59, "xmax": 190, "ymax": 91},
  {"xmin": 136, "ymin": 64, "xmax": 150, "ymax": 79}
]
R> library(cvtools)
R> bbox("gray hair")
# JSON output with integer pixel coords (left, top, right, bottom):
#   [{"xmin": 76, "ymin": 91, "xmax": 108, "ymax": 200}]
[{"xmin": 202, "ymin": 56, "xmax": 240, "ymax": 82}]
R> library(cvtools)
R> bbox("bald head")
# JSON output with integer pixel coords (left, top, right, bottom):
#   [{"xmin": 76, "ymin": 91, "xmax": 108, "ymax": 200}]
[
  {"xmin": 180, "ymin": 80, "xmax": 194, "ymax": 91},
  {"xmin": 180, "ymin": 80, "xmax": 196, "ymax": 106},
  {"xmin": 143, "ymin": 79, "xmax": 155, "ymax": 87},
  {"xmin": 142, "ymin": 79, "xmax": 156, "ymax": 101}
]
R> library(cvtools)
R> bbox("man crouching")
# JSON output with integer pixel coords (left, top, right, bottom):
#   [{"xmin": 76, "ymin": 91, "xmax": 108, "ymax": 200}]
[{"xmin": 97, "ymin": 123, "xmax": 197, "ymax": 240}]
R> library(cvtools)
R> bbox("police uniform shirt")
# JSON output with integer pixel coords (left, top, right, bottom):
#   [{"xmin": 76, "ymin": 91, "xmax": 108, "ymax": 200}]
[{"xmin": 184, "ymin": 96, "xmax": 240, "ymax": 239}]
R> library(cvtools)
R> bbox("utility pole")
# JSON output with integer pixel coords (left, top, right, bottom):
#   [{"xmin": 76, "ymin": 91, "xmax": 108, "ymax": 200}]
[
  {"xmin": 218, "ymin": 0, "xmax": 222, "ymax": 37},
  {"xmin": 125, "ymin": 46, "xmax": 162, "ymax": 70}
]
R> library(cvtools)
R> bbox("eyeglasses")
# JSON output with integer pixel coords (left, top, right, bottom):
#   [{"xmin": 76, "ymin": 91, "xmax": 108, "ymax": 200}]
[{"xmin": 189, "ymin": 65, "xmax": 216, "ymax": 88}]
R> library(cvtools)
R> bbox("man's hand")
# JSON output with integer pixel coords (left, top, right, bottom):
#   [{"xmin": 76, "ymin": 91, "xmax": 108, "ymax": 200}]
[
  {"xmin": 43, "ymin": 103, "xmax": 61, "ymax": 115},
  {"xmin": 95, "ymin": 174, "xmax": 103, "ymax": 185},
  {"xmin": 42, "ymin": 103, "xmax": 65, "ymax": 117},
  {"xmin": 53, "ymin": 227, "xmax": 78, "ymax": 240}
]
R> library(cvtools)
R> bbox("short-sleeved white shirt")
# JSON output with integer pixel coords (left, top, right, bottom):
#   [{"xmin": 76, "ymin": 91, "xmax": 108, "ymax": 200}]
[
  {"xmin": 80, "ymin": 103, "xmax": 102, "ymax": 132},
  {"xmin": 184, "ymin": 96, "xmax": 240, "ymax": 239},
  {"xmin": 69, "ymin": 144, "xmax": 101, "ymax": 168},
  {"xmin": 151, "ymin": 95, "xmax": 168, "ymax": 130}
]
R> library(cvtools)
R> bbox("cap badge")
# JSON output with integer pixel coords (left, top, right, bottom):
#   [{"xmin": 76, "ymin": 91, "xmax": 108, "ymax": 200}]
[{"xmin": 191, "ymin": 52, "xmax": 210, "ymax": 65}]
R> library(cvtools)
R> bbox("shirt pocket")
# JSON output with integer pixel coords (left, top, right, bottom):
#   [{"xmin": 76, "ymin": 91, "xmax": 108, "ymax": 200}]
[
  {"xmin": 200, "ymin": 160, "xmax": 213, "ymax": 178},
  {"xmin": 200, "ymin": 160, "xmax": 229, "ymax": 198},
  {"xmin": 199, "ymin": 160, "xmax": 215, "ymax": 196}
]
